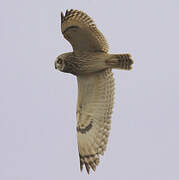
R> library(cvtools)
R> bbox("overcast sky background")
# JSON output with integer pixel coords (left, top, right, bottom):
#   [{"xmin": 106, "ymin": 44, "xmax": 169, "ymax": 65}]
[{"xmin": 0, "ymin": 0, "xmax": 179, "ymax": 179}]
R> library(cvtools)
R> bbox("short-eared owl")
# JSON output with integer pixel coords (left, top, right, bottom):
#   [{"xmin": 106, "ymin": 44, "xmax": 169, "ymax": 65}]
[{"xmin": 55, "ymin": 9, "xmax": 133, "ymax": 174}]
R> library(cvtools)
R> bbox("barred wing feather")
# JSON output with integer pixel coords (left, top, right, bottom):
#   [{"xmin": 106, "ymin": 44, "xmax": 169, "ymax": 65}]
[
  {"xmin": 76, "ymin": 69, "xmax": 114, "ymax": 173},
  {"xmin": 61, "ymin": 9, "xmax": 109, "ymax": 53}
]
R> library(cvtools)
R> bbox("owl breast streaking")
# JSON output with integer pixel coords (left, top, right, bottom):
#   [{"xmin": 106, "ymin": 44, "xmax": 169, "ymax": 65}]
[{"xmin": 55, "ymin": 9, "xmax": 133, "ymax": 174}]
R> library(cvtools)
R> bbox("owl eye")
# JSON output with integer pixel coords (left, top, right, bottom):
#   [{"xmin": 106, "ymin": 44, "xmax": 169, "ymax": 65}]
[{"xmin": 57, "ymin": 58, "xmax": 63, "ymax": 64}]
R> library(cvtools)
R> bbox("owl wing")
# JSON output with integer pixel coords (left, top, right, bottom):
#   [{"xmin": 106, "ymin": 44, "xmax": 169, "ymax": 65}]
[
  {"xmin": 61, "ymin": 9, "xmax": 109, "ymax": 53},
  {"xmin": 76, "ymin": 69, "xmax": 114, "ymax": 173}
]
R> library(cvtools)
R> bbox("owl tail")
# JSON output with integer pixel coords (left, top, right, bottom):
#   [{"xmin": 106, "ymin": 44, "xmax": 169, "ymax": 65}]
[{"xmin": 106, "ymin": 54, "xmax": 133, "ymax": 70}]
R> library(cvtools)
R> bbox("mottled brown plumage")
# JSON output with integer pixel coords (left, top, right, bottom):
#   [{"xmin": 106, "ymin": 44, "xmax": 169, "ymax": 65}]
[{"xmin": 55, "ymin": 9, "xmax": 133, "ymax": 174}]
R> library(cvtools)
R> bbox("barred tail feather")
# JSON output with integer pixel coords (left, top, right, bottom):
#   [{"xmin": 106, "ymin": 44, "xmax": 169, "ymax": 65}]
[{"xmin": 106, "ymin": 54, "xmax": 134, "ymax": 70}]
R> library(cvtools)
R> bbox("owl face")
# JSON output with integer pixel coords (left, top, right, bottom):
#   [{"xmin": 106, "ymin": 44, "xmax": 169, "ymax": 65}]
[
  {"xmin": 55, "ymin": 52, "xmax": 75, "ymax": 73},
  {"xmin": 55, "ymin": 55, "xmax": 66, "ymax": 72}
]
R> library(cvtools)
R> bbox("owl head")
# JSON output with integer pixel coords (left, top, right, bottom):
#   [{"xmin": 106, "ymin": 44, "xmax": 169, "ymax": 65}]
[{"xmin": 55, "ymin": 52, "xmax": 72, "ymax": 72}]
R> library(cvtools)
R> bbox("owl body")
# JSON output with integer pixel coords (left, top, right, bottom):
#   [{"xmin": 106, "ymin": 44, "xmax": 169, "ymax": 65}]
[
  {"xmin": 55, "ymin": 9, "xmax": 133, "ymax": 173},
  {"xmin": 55, "ymin": 51, "xmax": 112, "ymax": 75}
]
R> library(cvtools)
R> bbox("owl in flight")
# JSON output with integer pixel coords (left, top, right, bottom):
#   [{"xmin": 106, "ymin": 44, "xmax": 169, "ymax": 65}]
[{"xmin": 55, "ymin": 9, "xmax": 133, "ymax": 174}]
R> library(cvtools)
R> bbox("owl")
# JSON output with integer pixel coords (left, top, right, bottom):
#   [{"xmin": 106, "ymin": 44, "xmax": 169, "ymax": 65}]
[{"xmin": 55, "ymin": 9, "xmax": 133, "ymax": 174}]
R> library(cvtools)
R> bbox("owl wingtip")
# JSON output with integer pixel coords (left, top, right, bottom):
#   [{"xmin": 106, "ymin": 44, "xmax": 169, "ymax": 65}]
[
  {"xmin": 80, "ymin": 161, "xmax": 83, "ymax": 171},
  {"xmin": 61, "ymin": 12, "xmax": 64, "ymax": 22},
  {"xmin": 65, "ymin": 9, "xmax": 69, "ymax": 16},
  {"xmin": 85, "ymin": 163, "xmax": 90, "ymax": 174},
  {"xmin": 89, "ymin": 162, "xmax": 96, "ymax": 172}
]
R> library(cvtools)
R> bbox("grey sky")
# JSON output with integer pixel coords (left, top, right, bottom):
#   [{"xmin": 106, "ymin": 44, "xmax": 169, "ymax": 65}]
[{"xmin": 0, "ymin": 0, "xmax": 179, "ymax": 179}]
